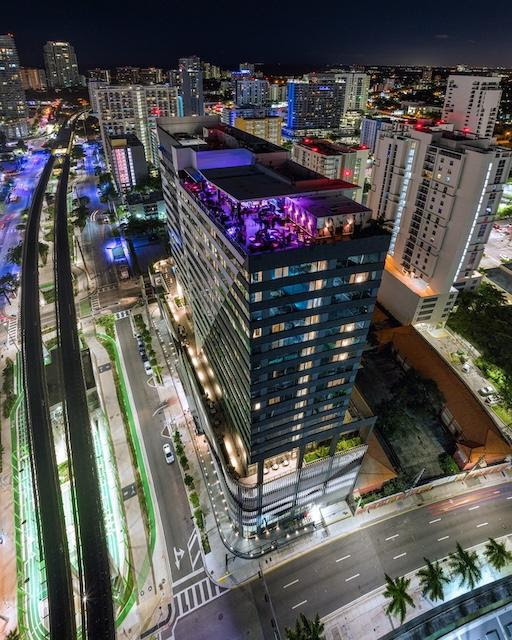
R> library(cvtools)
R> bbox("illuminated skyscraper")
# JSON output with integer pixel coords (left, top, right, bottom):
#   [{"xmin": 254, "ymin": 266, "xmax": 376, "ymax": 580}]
[
  {"xmin": 0, "ymin": 34, "xmax": 28, "ymax": 139},
  {"xmin": 179, "ymin": 56, "xmax": 204, "ymax": 116},
  {"xmin": 43, "ymin": 41, "xmax": 79, "ymax": 88},
  {"xmin": 157, "ymin": 115, "xmax": 389, "ymax": 533}
]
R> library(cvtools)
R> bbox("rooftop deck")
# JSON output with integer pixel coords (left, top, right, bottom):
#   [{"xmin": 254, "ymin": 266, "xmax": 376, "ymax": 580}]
[{"xmin": 182, "ymin": 168, "xmax": 375, "ymax": 255}]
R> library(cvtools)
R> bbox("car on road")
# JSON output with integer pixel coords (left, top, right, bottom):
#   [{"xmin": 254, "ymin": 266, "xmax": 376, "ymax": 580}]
[
  {"xmin": 144, "ymin": 361, "xmax": 152, "ymax": 375},
  {"xmin": 163, "ymin": 443, "xmax": 174, "ymax": 464},
  {"xmin": 485, "ymin": 394, "xmax": 500, "ymax": 405},
  {"xmin": 478, "ymin": 386, "xmax": 495, "ymax": 397},
  {"xmin": 461, "ymin": 363, "xmax": 471, "ymax": 373}
]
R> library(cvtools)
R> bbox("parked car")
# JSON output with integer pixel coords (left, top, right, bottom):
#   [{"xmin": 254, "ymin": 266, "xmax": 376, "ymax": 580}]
[
  {"xmin": 461, "ymin": 363, "xmax": 471, "ymax": 373},
  {"xmin": 144, "ymin": 361, "xmax": 152, "ymax": 376},
  {"xmin": 485, "ymin": 394, "xmax": 499, "ymax": 405},
  {"xmin": 163, "ymin": 443, "xmax": 174, "ymax": 464},
  {"xmin": 478, "ymin": 386, "xmax": 495, "ymax": 397}
]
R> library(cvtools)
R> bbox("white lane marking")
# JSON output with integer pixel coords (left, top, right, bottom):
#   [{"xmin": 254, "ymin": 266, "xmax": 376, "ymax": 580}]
[
  {"xmin": 345, "ymin": 574, "xmax": 360, "ymax": 582},
  {"xmin": 283, "ymin": 579, "xmax": 299, "ymax": 589},
  {"xmin": 493, "ymin": 490, "xmax": 501, "ymax": 494},
  {"xmin": 385, "ymin": 534, "xmax": 399, "ymax": 541},
  {"xmin": 468, "ymin": 505, "xmax": 480, "ymax": 511},
  {"xmin": 336, "ymin": 555, "xmax": 351, "ymax": 563},
  {"xmin": 438, "ymin": 536, "xmax": 450, "ymax": 542},
  {"xmin": 429, "ymin": 518, "xmax": 441, "ymax": 524},
  {"xmin": 291, "ymin": 600, "xmax": 308, "ymax": 610},
  {"xmin": 476, "ymin": 522, "xmax": 489, "ymax": 528},
  {"xmin": 393, "ymin": 552, "xmax": 407, "ymax": 560}
]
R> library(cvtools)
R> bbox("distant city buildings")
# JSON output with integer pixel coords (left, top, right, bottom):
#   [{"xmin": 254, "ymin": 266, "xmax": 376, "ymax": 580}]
[
  {"xmin": 221, "ymin": 105, "xmax": 268, "ymax": 126},
  {"xmin": 291, "ymin": 138, "xmax": 369, "ymax": 202},
  {"xmin": 20, "ymin": 67, "xmax": 47, "ymax": 91},
  {"xmin": 138, "ymin": 67, "xmax": 165, "ymax": 85},
  {"xmin": 359, "ymin": 116, "xmax": 409, "ymax": 153},
  {"xmin": 234, "ymin": 77, "xmax": 269, "ymax": 107},
  {"xmin": 90, "ymin": 82, "xmax": 181, "ymax": 164},
  {"xmin": 178, "ymin": 56, "xmax": 204, "ymax": 116},
  {"xmin": 43, "ymin": 40, "xmax": 79, "ymax": 88},
  {"xmin": 286, "ymin": 80, "xmax": 345, "ymax": 135},
  {"xmin": 107, "ymin": 134, "xmax": 148, "ymax": 192},
  {"xmin": 269, "ymin": 82, "xmax": 288, "ymax": 104},
  {"xmin": 0, "ymin": 34, "xmax": 28, "ymax": 140},
  {"xmin": 234, "ymin": 114, "xmax": 282, "ymax": 146},
  {"xmin": 442, "ymin": 75, "xmax": 501, "ymax": 139},
  {"xmin": 157, "ymin": 115, "xmax": 389, "ymax": 534},
  {"xmin": 115, "ymin": 66, "xmax": 140, "ymax": 84},
  {"xmin": 88, "ymin": 68, "xmax": 111, "ymax": 83},
  {"xmin": 368, "ymin": 126, "xmax": 512, "ymax": 325}
]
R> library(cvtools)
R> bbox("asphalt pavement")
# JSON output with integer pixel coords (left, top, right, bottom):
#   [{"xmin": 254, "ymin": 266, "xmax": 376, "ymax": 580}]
[
  {"xmin": 116, "ymin": 316, "xmax": 197, "ymax": 582},
  {"xmin": 175, "ymin": 480, "xmax": 512, "ymax": 639}
]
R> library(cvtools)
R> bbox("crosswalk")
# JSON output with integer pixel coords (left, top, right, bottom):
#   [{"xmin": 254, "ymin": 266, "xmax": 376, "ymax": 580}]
[
  {"xmin": 114, "ymin": 310, "xmax": 129, "ymax": 320},
  {"xmin": 7, "ymin": 317, "xmax": 18, "ymax": 346},
  {"xmin": 90, "ymin": 292, "xmax": 100, "ymax": 314},
  {"xmin": 174, "ymin": 576, "xmax": 226, "ymax": 619}
]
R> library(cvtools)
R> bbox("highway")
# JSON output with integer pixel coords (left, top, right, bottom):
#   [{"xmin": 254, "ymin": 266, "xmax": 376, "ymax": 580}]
[
  {"xmin": 19, "ymin": 154, "xmax": 77, "ymax": 639},
  {"xmin": 54, "ymin": 150, "xmax": 115, "ymax": 638},
  {"xmin": 174, "ymin": 480, "xmax": 512, "ymax": 639}
]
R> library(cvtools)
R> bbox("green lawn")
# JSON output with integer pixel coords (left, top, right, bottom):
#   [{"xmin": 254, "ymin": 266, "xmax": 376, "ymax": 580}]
[{"xmin": 492, "ymin": 404, "xmax": 512, "ymax": 426}]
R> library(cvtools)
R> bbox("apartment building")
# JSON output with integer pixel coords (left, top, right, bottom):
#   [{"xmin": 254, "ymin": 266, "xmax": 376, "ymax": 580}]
[
  {"xmin": 443, "ymin": 75, "xmax": 501, "ymax": 139},
  {"xmin": 0, "ymin": 34, "xmax": 28, "ymax": 139},
  {"xmin": 234, "ymin": 115, "xmax": 282, "ymax": 146},
  {"xmin": 292, "ymin": 138, "xmax": 369, "ymax": 203},
  {"xmin": 368, "ymin": 126, "xmax": 512, "ymax": 325}
]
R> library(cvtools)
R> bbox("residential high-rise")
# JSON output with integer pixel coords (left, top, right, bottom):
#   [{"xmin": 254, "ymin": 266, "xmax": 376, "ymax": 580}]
[
  {"xmin": 305, "ymin": 72, "xmax": 370, "ymax": 113},
  {"xmin": 43, "ymin": 41, "xmax": 79, "ymax": 88},
  {"xmin": 442, "ymin": 75, "xmax": 501, "ymax": 139},
  {"xmin": 359, "ymin": 116, "xmax": 408, "ymax": 154},
  {"xmin": 88, "ymin": 68, "xmax": 111, "ymax": 83},
  {"xmin": 0, "ymin": 34, "xmax": 28, "ymax": 140},
  {"xmin": 292, "ymin": 138, "xmax": 369, "ymax": 203},
  {"xmin": 234, "ymin": 115, "xmax": 282, "ymax": 146},
  {"xmin": 178, "ymin": 56, "xmax": 204, "ymax": 116},
  {"xmin": 20, "ymin": 68, "xmax": 47, "ymax": 91},
  {"xmin": 221, "ymin": 105, "xmax": 268, "ymax": 126},
  {"xmin": 286, "ymin": 81, "xmax": 345, "ymax": 135},
  {"xmin": 368, "ymin": 126, "xmax": 512, "ymax": 325},
  {"xmin": 203, "ymin": 62, "xmax": 221, "ymax": 80},
  {"xmin": 269, "ymin": 83, "xmax": 288, "ymax": 104},
  {"xmin": 106, "ymin": 134, "xmax": 148, "ymax": 192},
  {"xmin": 139, "ymin": 67, "xmax": 164, "ymax": 85},
  {"xmin": 157, "ymin": 115, "xmax": 389, "ymax": 533},
  {"xmin": 234, "ymin": 78, "xmax": 269, "ymax": 107},
  {"xmin": 115, "ymin": 66, "xmax": 140, "ymax": 84},
  {"xmin": 90, "ymin": 83, "xmax": 181, "ymax": 164}
]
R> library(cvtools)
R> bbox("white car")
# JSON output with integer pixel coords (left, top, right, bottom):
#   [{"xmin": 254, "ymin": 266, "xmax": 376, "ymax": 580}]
[
  {"xmin": 485, "ymin": 395, "xmax": 499, "ymax": 406},
  {"xmin": 144, "ymin": 361, "xmax": 153, "ymax": 376},
  {"xmin": 163, "ymin": 443, "xmax": 174, "ymax": 464},
  {"xmin": 478, "ymin": 386, "xmax": 495, "ymax": 397},
  {"xmin": 461, "ymin": 363, "xmax": 471, "ymax": 373}
]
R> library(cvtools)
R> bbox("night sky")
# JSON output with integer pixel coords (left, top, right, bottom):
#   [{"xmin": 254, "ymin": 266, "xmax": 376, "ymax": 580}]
[{"xmin": 4, "ymin": 0, "xmax": 512, "ymax": 71}]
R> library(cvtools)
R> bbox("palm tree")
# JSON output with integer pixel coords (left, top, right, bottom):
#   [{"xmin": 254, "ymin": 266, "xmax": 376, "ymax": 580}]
[
  {"xmin": 417, "ymin": 558, "xmax": 450, "ymax": 602},
  {"xmin": 449, "ymin": 543, "xmax": 482, "ymax": 590},
  {"xmin": 383, "ymin": 574, "xmax": 415, "ymax": 624},
  {"xmin": 485, "ymin": 538, "xmax": 512, "ymax": 571},
  {"xmin": 285, "ymin": 612, "xmax": 325, "ymax": 640}
]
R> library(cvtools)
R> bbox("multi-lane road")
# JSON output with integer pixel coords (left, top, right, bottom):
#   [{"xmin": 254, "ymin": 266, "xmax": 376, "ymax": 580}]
[{"xmin": 175, "ymin": 480, "xmax": 512, "ymax": 639}]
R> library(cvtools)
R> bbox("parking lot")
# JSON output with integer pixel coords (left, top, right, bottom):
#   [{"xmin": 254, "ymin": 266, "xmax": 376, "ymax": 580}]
[{"xmin": 481, "ymin": 219, "xmax": 512, "ymax": 269}]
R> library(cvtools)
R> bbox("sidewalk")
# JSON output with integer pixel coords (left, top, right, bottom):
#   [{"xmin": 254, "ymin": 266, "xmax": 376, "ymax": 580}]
[
  {"xmin": 322, "ymin": 534, "xmax": 512, "ymax": 640},
  {"xmin": 0, "ymin": 351, "xmax": 19, "ymax": 637}
]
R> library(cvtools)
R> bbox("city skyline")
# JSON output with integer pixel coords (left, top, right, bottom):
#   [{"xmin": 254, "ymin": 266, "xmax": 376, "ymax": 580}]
[{"xmin": 4, "ymin": 0, "xmax": 512, "ymax": 70}]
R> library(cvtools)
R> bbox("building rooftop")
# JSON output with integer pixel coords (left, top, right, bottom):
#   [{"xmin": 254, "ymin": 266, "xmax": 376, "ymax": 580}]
[
  {"xmin": 297, "ymin": 137, "xmax": 368, "ymax": 155},
  {"xmin": 199, "ymin": 163, "xmax": 358, "ymax": 201},
  {"xmin": 181, "ymin": 165, "xmax": 376, "ymax": 256}
]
